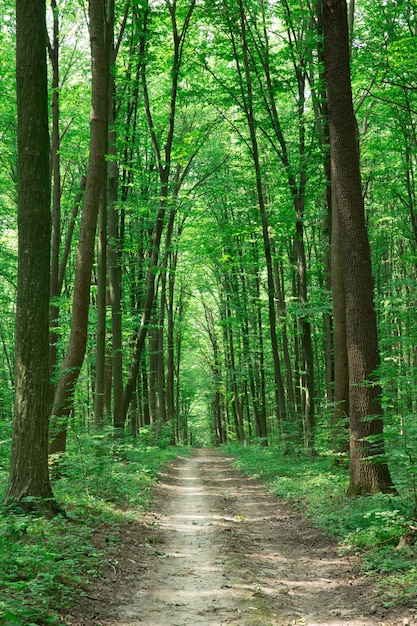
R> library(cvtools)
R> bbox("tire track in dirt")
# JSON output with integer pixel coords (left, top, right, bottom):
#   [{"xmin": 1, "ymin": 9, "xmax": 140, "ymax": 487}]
[{"xmin": 65, "ymin": 449, "xmax": 414, "ymax": 626}]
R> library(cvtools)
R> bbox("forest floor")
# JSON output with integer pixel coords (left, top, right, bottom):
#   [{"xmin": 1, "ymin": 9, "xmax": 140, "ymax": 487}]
[{"xmin": 62, "ymin": 449, "xmax": 415, "ymax": 626}]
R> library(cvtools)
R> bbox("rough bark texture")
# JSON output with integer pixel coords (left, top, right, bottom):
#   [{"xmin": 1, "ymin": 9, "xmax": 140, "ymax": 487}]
[
  {"xmin": 49, "ymin": 0, "xmax": 108, "ymax": 453},
  {"xmin": 322, "ymin": 0, "xmax": 394, "ymax": 494},
  {"xmin": 6, "ymin": 0, "xmax": 56, "ymax": 512}
]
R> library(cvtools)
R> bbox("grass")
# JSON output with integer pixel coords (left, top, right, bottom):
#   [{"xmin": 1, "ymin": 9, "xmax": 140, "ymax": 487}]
[
  {"xmin": 2, "ymin": 430, "xmax": 417, "ymax": 623},
  {"xmin": 0, "ymin": 428, "xmax": 189, "ymax": 626},
  {"xmin": 223, "ymin": 441, "xmax": 417, "ymax": 610}
]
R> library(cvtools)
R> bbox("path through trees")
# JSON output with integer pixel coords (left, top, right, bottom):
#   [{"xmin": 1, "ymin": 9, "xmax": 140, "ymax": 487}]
[{"xmin": 62, "ymin": 450, "xmax": 406, "ymax": 626}]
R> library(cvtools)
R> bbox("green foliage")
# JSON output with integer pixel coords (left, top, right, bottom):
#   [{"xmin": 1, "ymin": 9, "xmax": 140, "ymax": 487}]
[
  {"xmin": 0, "ymin": 434, "xmax": 188, "ymax": 625},
  {"xmin": 224, "ymin": 442, "xmax": 417, "ymax": 608},
  {"xmin": 53, "ymin": 431, "xmax": 183, "ymax": 514},
  {"xmin": 0, "ymin": 510, "xmax": 100, "ymax": 625}
]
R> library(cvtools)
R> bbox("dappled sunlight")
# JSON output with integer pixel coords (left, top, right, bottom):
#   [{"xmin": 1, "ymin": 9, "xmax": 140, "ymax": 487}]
[{"xmin": 116, "ymin": 452, "xmax": 383, "ymax": 626}]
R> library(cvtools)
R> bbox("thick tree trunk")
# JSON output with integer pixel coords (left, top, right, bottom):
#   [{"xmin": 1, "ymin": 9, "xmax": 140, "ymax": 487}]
[
  {"xmin": 314, "ymin": 0, "xmax": 350, "ymax": 451},
  {"xmin": 49, "ymin": 0, "xmax": 109, "ymax": 453},
  {"xmin": 6, "ymin": 0, "xmax": 57, "ymax": 514},
  {"xmin": 322, "ymin": 0, "xmax": 395, "ymax": 494}
]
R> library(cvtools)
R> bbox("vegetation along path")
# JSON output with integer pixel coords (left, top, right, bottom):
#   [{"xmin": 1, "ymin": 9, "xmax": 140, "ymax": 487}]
[{"xmin": 65, "ymin": 450, "xmax": 412, "ymax": 626}]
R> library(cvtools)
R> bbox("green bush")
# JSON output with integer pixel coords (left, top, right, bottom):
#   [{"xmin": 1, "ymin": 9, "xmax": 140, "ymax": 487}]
[{"xmin": 0, "ymin": 431, "xmax": 189, "ymax": 625}]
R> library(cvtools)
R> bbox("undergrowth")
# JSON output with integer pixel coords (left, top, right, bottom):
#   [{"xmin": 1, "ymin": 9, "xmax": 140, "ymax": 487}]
[
  {"xmin": 223, "ymin": 441, "xmax": 417, "ymax": 610},
  {"xmin": 0, "ymin": 427, "xmax": 188, "ymax": 626}
]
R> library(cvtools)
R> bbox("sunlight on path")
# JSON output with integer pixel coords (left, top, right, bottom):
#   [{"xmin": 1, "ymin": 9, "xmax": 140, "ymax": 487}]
[
  {"xmin": 120, "ymin": 453, "xmax": 249, "ymax": 625},
  {"xmin": 115, "ymin": 450, "xmax": 393, "ymax": 626}
]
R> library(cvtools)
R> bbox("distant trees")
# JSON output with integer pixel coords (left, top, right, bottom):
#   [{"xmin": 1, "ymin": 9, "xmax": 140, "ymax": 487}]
[{"xmin": 4, "ymin": 0, "xmax": 417, "ymax": 502}]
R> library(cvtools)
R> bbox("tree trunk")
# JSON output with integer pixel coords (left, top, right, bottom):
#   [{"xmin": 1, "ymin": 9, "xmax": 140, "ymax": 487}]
[
  {"xmin": 321, "ymin": 0, "xmax": 395, "ymax": 494},
  {"xmin": 272, "ymin": 252, "xmax": 296, "ymax": 415},
  {"xmin": 6, "ymin": 0, "xmax": 57, "ymax": 514},
  {"xmin": 204, "ymin": 304, "xmax": 225, "ymax": 446},
  {"xmin": 237, "ymin": 0, "xmax": 287, "ymax": 426},
  {"xmin": 330, "ymin": 183, "xmax": 350, "ymax": 451},
  {"xmin": 166, "ymin": 250, "xmax": 178, "ymax": 423},
  {"xmin": 252, "ymin": 260, "xmax": 268, "ymax": 440},
  {"xmin": 48, "ymin": 0, "xmax": 61, "ymax": 407},
  {"xmin": 94, "ymin": 189, "xmax": 107, "ymax": 428},
  {"xmin": 49, "ymin": 0, "xmax": 109, "ymax": 453},
  {"xmin": 148, "ymin": 317, "xmax": 159, "ymax": 425}
]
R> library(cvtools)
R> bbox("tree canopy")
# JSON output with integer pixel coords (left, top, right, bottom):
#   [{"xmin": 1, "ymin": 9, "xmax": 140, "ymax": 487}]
[{"xmin": 0, "ymin": 0, "xmax": 417, "ymax": 503}]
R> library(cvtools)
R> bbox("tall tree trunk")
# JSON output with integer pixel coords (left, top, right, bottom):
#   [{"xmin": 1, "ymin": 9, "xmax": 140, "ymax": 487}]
[
  {"xmin": 94, "ymin": 189, "xmax": 107, "ymax": 428},
  {"xmin": 148, "ymin": 316, "xmax": 159, "ymax": 425},
  {"xmin": 237, "ymin": 0, "xmax": 287, "ymax": 426},
  {"xmin": 314, "ymin": 0, "xmax": 350, "ymax": 450},
  {"xmin": 321, "ymin": 0, "xmax": 395, "ymax": 494},
  {"xmin": 252, "ymin": 258, "xmax": 268, "ymax": 439},
  {"xmin": 204, "ymin": 304, "xmax": 224, "ymax": 446},
  {"xmin": 6, "ymin": 0, "xmax": 57, "ymax": 514},
  {"xmin": 107, "ymin": 1, "xmax": 125, "ymax": 435},
  {"xmin": 49, "ymin": 0, "xmax": 109, "ymax": 454},
  {"xmin": 157, "ymin": 278, "xmax": 167, "ymax": 423},
  {"xmin": 48, "ymin": 0, "xmax": 61, "ymax": 406},
  {"xmin": 272, "ymin": 251, "xmax": 295, "ymax": 414},
  {"xmin": 224, "ymin": 292, "xmax": 245, "ymax": 442},
  {"xmin": 330, "ymin": 184, "xmax": 350, "ymax": 449},
  {"xmin": 166, "ymin": 250, "xmax": 178, "ymax": 422}
]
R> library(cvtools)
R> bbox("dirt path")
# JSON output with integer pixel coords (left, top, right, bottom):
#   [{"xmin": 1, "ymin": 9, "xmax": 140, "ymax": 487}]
[{"xmin": 65, "ymin": 450, "xmax": 413, "ymax": 626}]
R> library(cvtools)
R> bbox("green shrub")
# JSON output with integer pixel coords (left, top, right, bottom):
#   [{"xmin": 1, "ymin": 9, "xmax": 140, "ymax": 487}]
[{"xmin": 0, "ymin": 432, "xmax": 189, "ymax": 625}]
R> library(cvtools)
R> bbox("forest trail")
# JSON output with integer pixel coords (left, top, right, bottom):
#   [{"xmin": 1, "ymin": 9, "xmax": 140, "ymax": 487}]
[{"xmin": 65, "ymin": 450, "xmax": 411, "ymax": 626}]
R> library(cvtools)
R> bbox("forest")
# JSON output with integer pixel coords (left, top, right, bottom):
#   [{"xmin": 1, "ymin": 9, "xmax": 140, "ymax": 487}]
[{"xmin": 1, "ymin": 0, "xmax": 417, "ymax": 623}]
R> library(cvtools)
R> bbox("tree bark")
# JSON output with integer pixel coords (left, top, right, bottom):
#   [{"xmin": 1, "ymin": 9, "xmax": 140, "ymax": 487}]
[
  {"xmin": 321, "ymin": 0, "xmax": 395, "ymax": 494},
  {"xmin": 6, "ymin": 0, "xmax": 57, "ymax": 514}
]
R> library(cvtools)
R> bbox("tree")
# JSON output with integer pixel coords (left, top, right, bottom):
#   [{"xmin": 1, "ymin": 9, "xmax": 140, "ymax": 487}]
[
  {"xmin": 321, "ymin": 0, "xmax": 395, "ymax": 494},
  {"xmin": 49, "ymin": 0, "xmax": 109, "ymax": 453},
  {"xmin": 121, "ymin": 0, "xmax": 197, "ymax": 427},
  {"xmin": 5, "ymin": 0, "xmax": 58, "ymax": 514}
]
